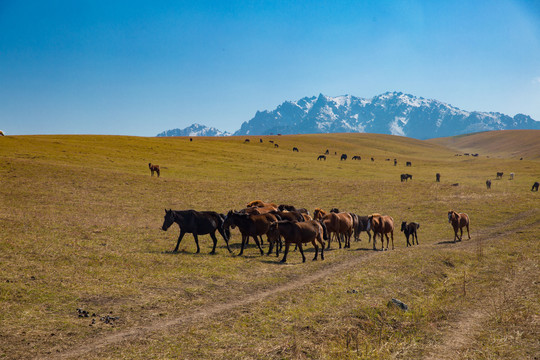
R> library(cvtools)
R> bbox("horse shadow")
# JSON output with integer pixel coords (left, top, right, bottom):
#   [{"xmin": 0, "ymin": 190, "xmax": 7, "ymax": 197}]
[{"xmin": 436, "ymin": 240, "xmax": 459, "ymax": 245}]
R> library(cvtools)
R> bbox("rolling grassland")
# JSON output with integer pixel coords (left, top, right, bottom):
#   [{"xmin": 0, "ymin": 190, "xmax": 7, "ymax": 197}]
[{"xmin": 0, "ymin": 132, "xmax": 538, "ymax": 359}]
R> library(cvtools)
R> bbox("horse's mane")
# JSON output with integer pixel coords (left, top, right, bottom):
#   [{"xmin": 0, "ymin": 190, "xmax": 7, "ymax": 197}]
[
  {"xmin": 370, "ymin": 213, "xmax": 382, "ymax": 218},
  {"xmin": 246, "ymin": 200, "xmax": 264, "ymax": 207}
]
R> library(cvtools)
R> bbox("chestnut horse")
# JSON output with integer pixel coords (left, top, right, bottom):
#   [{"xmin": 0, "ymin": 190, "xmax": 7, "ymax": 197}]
[
  {"xmin": 161, "ymin": 209, "xmax": 231, "ymax": 254},
  {"xmin": 267, "ymin": 220, "xmax": 327, "ymax": 263},
  {"xmin": 149, "ymin": 163, "xmax": 160, "ymax": 177},
  {"xmin": 447, "ymin": 210, "xmax": 470, "ymax": 243},
  {"xmin": 367, "ymin": 214, "xmax": 394, "ymax": 250}
]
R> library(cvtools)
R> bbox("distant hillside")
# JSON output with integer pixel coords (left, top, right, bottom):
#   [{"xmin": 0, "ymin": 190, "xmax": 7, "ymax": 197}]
[
  {"xmin": 156, "ymin": 123, "xmax": 231, "ymax": 137},
  {"xmin": 428, "ymin": 130, "xmax": 540, "ymax": 159}
]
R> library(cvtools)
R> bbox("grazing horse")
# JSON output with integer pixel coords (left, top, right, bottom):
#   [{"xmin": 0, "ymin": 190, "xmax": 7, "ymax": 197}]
[
  {"xmin": 259, "ymin": 138, "xmax": 263, "ymax": 143},
  {"xmin": 401, "ymin": 174, "xmax": 412, "ymax": 182},
  {"xmin": 509, "ymin": 172, "xmax": 514, "ymax": 180},
  {"xmin": 223, "ymin": 211, "xmax": 278, "ymax": 256},
  {"xmin": 148, "ymin": 163, "xmax": 160, "ymax": 177},
  {"xmin": 496, "ymin": 172, "xmax": 503, "ymax": 179},
  {"xmin": 406, "ymin": 161, "xmax": 412, "ymax": 167},
  {"xmin": 341, "ymin": 154, "xmax": 347, "ymax": 161},
  {"xmin": 401, "ymin": 221, "xmax": 420, "ymax": 247},
  {"xmin": 267, "ymin": 220, "xmax": 327, "ymax": 263},
  {"xmin": 161, "ymin": 209, "xmax": 231, "ymax": 254},
  {"xmin": 447, "ymin": 210, "xmax": 470, "ymax": 243},
  {"xmin": 350, "ymin": 214, "xmax": 372, "ymax": 243},
  {"xmin": 394, "ymin": 159, "xmax": 397, "ymax": 166},
  {"xmin": 352, "ymin": 155, "xmax": 361, "ymax": 160},
  {"xmin": 367, "ymin": 214, "xmax": 394, "ymax": 250},
  {"xmin": 274, "ymin": 143, "xmax": 279, "ymax": 148},
  {"xmin": 371, "ymin": 157, "xmax": 374, "ymax": 162},
  {"xmin": 244, "ymin": 139, "xmax": 250, "ymax": 143},
  {"xmin": 325, "ymin": 149, "xmax": 329, "ymax": 155},
  {"xmin": 532, "ymin": 182, "xmax": 539, "ymax": 191},
  {"xmin": 486, "ymin": 179, "xmax": 492, "ymax": 189},
  {"xmin": 317, "ymin": 155, "xmax": 326, "ymax": 161},
  {"xmin": 292, "ymin": 147, "xmax": 299, "ymax": 152},
  {"xmin": 436, "ymin": 173, "xmax": 441, "ymax": 182}
]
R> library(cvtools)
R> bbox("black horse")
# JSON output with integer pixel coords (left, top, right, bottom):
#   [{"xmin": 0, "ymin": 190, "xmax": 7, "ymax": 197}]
[
  {"xmin": 401, "ymin": 174, "xmax": 413, "ymax": 182},
  {"xmin": 222, "ymin": 210, "xmax": 278, "ymax": 256},
  {"xmin": 351, "ymin": 214, "xmax": 372, "ymax": 243},
  {"xmin": 532, "ymin": 181, "xmax": 539, "ymax": 191},
  {"xmin": 341, "ymin": 154, "xmax": 347, "ymax": 161},
  {"xmin": 401, "ymin": 221, "xmax": 420, "ymax": 247},
  {"xmin": 161, "ymin": 209, "xmax": 231, "ymax": 254}
]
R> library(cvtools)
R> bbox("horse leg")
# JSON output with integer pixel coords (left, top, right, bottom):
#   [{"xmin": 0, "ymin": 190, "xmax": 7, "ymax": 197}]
[
  {"xmin": 217, "ymin": 227, "xmax": 232, "ymax": 253},
  {"xmin": 312, "ymin": 240, "xmax": 318, "ymax": 261},
  {"xmin": 466, "ymin": 224, "xmax": 471, "ymax": 239},
  {"xmin": 259, "ymin": 235, "xmax": 264, "ymax": 246},
  {"xmin": 267, "ymin": 238, "xmax": 274, "ymax": 256},
  {"xmin": 318, "ymin": 234, "xmax": 325, "ymax": 260},
  {"xmin": 193, "ymin": 233, "xmax": 201, "ymax": 253},
  {"xmin": 238, "ymin": 234, "xmax": 246, "ymax": 256},
  {"xmin": 253, "ymin": 236, "xmax": 264, "ymax": 255},
  {"xmin": 390, "ymin": 231, "xmax": 394, "ymax": 250},
  {"xmin": 298, "ymin": 243, "xmax": 306, "ymax": 262},
  {"xmin": 459, "ymin": 227, "xmax": 463, "ymax": 242},
  {"xmin": 367, "ymin": 230, "xmax": 371, "ymax": 243},
  {"xmin": 373, "ymin": 232, "xmax": 377, "ymax": 250},
  {"xmin": 173, "ymin": 230, "xmax": 186, "ymax": 252},
  {"xmin": 382, "ymin": 234, "xmax": 386, "ymax": 250},
  {"xmin": 280, "ymin": 241, "xmax": 291, "ymax": 263},
  {"xmin": 406, "ymin": 234, "xmax": 411, "ymax": 247},
  {"xmin": 337, "ymin": 233, "xmax": 342, "ymax": 249},
  {"xmin": 209, "ymin": 232, "xmax": 218, "ymax": 254}
]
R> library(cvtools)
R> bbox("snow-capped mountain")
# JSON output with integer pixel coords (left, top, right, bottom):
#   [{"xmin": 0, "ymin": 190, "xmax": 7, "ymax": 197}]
[
  {"xmin": 233, "ymin": 92, "xmax": 539, "ymax": 139},
  {"xmin": 156, "ymin": 123, "xmax": 231, "ymax": 137}
]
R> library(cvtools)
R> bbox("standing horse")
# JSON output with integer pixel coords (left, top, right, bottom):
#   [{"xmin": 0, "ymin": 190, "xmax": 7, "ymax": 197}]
[
  {"xmin": 161, "ymin": 209, "xmax": 231, "ymax": 254},
  {"xmin": 341, "ymin": 154, "xmax": 347, "ymax": 161},
  {"xmin": 350, "ymin": 214, "xmax": 372, "ymax": 243},
  {"xmin": 293, "ymin": 147, "xmax": 299, "ymax": 152},
  {"xmin": 317, "ymin": 155, "xmax": 326, "ymax": 161},
  {"xmin": 436, "ymin": 173, "xmax": 441, "ymax": 182},
  {"xmin": 401, "ymin": 221, "xmax": 420, "ymax": 246},
  {"xmin": 532, "ymin": 182, "xmax": 539, "ymax": 191},
  {"xmin": 486, "ymin": 179, "xmax": 492, "ymax": 189},
  {"xmin": 367, "ymin": 214, "xmax": 394, "ymax": 250},
  {"xmin": 149, "ymin": 163, "xmax": 160, "ymax": 177},
  {"xmin": 222, "ymin": 211, "xmax": 278, "ymax": 256},
  {"xmin": 447, "ymin": 210, "xmax": 470, "ymax": 243},
  {"xmin": 267, "ymin": 220, "xmax": 327, "ymax": 263}
]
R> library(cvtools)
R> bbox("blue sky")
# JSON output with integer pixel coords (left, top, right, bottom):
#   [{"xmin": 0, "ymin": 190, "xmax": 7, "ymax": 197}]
[{"xmin": 1, "ymin": 0, "xmax": 539, "ymax": 135}]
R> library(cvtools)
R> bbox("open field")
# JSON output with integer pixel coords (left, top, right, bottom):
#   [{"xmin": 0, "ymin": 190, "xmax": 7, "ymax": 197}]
[{"xmin": 0, "ymin": 131, "xmax": 539, "ymax": 359}]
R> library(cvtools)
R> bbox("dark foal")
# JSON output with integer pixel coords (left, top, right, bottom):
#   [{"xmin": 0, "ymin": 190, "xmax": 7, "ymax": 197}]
[
  {"xmin": 161, "ymin": 209, "xmax": 231, "ymax": 254},
  {"xmin": 401, "ymin": 221, "xmax": 420, "ymax": 246},
  {"xmin": 222, "ymin": 210, "xmax": 278, "ymax": 256}
]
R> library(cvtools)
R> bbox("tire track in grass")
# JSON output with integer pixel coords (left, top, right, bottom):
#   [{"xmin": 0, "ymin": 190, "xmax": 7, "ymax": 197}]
[{"xmin": 51, "ymin": 209, "xmax": 539, "ymax": 360}]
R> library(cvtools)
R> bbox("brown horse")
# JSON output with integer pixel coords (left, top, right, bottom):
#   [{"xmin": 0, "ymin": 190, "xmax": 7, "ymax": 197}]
[
  {"xmin": 246, "ymin": 200, "xmax": 278, "ymax": 209},
  {"xmin": 148, "ymin": 163, "xmax": 160, "ymax": 177},
  {"xmin": 319, "ymin": 212, "xmax": 353, "ymax": 249},
  {"xmin": 447, "ymin": 210, "xmax": 470, "ymax": 243},
  {"xmin": 313, "ymin": 208, "xmax": 327, "ymax": 220},
  {"xmin": 367, "ymin": 214, "xmax": 394, "ymax": 250},
  {"xmin": 267, "ymin": 220, "xmax": 327, "ymax": 263},
  {"xmin": 223, "ymin": 210, "xmax": 278, "ymax": 255}
]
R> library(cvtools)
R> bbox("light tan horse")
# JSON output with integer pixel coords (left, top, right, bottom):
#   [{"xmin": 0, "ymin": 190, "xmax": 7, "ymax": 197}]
[
  {"xmin": 367, "ymin": 214, "xmax": 394, "ymax": 250},
  {"xmin": 447, "ymin": 210, "xmax": 470, "ymax": 243}
]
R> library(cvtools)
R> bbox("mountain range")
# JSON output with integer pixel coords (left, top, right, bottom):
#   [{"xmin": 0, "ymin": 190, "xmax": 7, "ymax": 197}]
[{"xmin": 157, "ymin": 92, "xmax": 539, "ymax": 139}]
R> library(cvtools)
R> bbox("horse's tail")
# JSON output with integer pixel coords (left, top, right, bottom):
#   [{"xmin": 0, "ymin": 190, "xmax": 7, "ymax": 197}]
[{"xmin": 319, "ymin": 220, "xmax": 329, "ymax": 241}]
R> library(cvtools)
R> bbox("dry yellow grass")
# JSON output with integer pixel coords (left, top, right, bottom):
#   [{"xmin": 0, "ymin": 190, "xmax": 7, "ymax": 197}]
[{"xmin": 0, "ymin": 132, "xmax": 538, "ymax": 359}]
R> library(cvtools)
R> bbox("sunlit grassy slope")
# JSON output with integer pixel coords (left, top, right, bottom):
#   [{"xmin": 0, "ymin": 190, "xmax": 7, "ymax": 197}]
[{"xmin": 0, "ymin": 132, "xmax": 538, "ymax": 359}]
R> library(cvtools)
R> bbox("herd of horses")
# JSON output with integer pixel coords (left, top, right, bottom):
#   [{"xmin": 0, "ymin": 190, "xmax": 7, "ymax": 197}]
[{"xmin": 160, "ymin": 200, "xmax": 473, "ymax": 263}]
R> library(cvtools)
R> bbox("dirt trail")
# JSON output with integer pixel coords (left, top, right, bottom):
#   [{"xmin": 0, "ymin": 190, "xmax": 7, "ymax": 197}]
[{"xmin": 52, "ymin": 209, "xmax": 539, "ymax": 360}]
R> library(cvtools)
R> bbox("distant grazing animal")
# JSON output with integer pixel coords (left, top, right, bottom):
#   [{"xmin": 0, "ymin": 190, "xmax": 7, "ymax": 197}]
[
  {"xmin": 532, "ymin": 182, "xmax": 539, "ymax": 191},
  {"xmin": 292, "ymin": 147, "xmax": 299, "ymax": 152},
  {"xmin": 341, "ymin": 154, "xmax": 347, "ymax": 161},
  {"xmin": 190, "ymin": 138, "xmax": 193, "ymax": 142},
  {"xmin": 371, "ymin": 157, "xmax": 374, "ymax": 162},
  {"xmin": 267, "ymin": 220, "xmax": 327, "ymax": 263},
  {"xmin": 447, "ymin": 210, "xmax": 470, "ymax": 243},
  {"xmin": 472, "ymin": 153, "xmax": 479, "ymax": 157},
  {"xmin": 385, "ymin": 158, "xmax": 390, "ymax": 161},
  {"xmin": 436, "ymin": 173, "xmax": 441, "ymax": 182},
  {"xmin": 486, "ymin": 179, "xmax": 492, "ymax": 189},
  {"xmin": 317, "ymin": 155, "xmax": 326, "ymax": 161},
  {"xmin": 520, "ymin": 157, "xmax": 523, "ymax": 160},
  {"xmin": 464, "ymin": 153, "xmax": 469, "ymax": 156},
  {"xmin": 401, "ymin": 221, "xmax": 420, "ymax": 247},
  {"xmin": 401, "ymin": 174, "xmax": 412, "ymax": 182},
  {"xmin": 269, "ymin": 140, "xmax": 274, "ymax": 144},
  {"xmin": 406, "ymin": 161, "xmax": 412, "ymax": 167},
  {"xmin": 451, "ymin": 183, "xmax": 459, "ymax": 186},
  {"xmin": 509, "ymin": 172, "xmax": 514, "ymax": 180},
  {"xmin": 0, "ymin": 130, "xmax": 4, "ymax": 136},
  {"xmin": 259, "ymin": 138, "xmax": 263, "ymax": 143},
  {"xmin": 394, "ymin": 159, "xmax": 397, "ymax": 166},
  {"xmin": 161, "ymin": 209, "xmax": 231, "ymax": 254},
  {"xmin": 352, "ymin": 155, "xmax": 361, "ymax": 160},
  {"xmin": 496, "ymin": 172, "xmax": 503, "ymax": 179},
  {"xmin": 244, "ymin": 139, "xmax": 250, "ymax": 143},
  {"xmin": 274, "ymin": 143, "xmax": 279, "ymax": 148},
  {"xmin": 223, "ymin": 210, "xmax": 278, "ymax": 256},
  {"xmin": 148, "ymin": 163, "xmax": 160, "ymax": 177},
  {"xmin": 367, "ymin": 214, "xmax": 394, "ymax": 250},
  {"xmin": 325, "ymin": 149, "xmax": 329, "ymax": 155}
]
